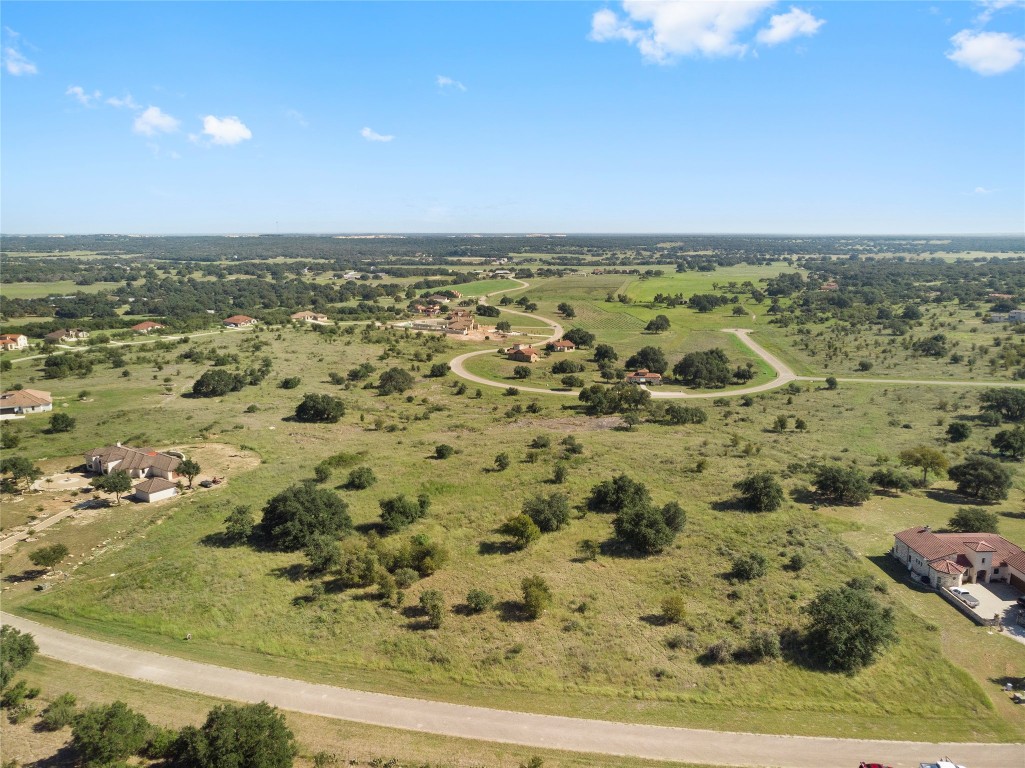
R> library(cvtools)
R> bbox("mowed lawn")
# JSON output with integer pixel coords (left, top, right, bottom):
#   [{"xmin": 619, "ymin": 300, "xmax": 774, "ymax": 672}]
[{"xmin": 1, "ymin": 284, "xmax": 1023, "ymax": 743}]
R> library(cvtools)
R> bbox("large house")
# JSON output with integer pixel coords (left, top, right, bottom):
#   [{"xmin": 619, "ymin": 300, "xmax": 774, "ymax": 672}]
[
  {"xmin": 223, "ymin": 315, "xmax": 257, "ymax": 328},
  {"xmin": 291, "ymin": 311, "xmax": 329, "ymax": 323},
  {"xmin": 44, "ymin": 328, "xmax": 89, "ymax": 343},
  {"xmin": 988, "ymin": 309, "xmax": 1025, "ymax": 324},
  {"xmin": 0, "ymin": 334, "xmax": 28, "ymax": 351},
  {"xmin": 84, "ymin": 443, "xmax": 181, "ymax": 480},
  {"xmin": 131, "ymin": 321, "xmax": 164, "ymax": 334},
  {"xmin": 548, "ymin": 339, "xmax": 576, "ymax": 352},
  {"xmin": 625, "ymin": 369, "xmax": 663, "ymax": 385},
  {"xmin": 892, "ymin": 525, "xmax": 1025, "ymax": 591},
  {"xmin": 0, "ymin": 389, "xmax": 53, "ymax": 420}
]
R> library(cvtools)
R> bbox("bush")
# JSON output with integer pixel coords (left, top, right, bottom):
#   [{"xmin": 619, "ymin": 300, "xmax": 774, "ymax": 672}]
[
  {"xmin": 498, "ymin": 514, "xmax": 541, "ymax": 549},
  {"xmin": 813, "ymin": 464, "xmax": 872, "ymax": 504},
  {"xmin": 378, "ymin": 367, "xmax": 415, "ymax": 395},
  {"xmin": 660, "ymin": 595, "xmax": 686, "ymax": 624},
  {"xmin": 434, "ymin": 444, "xmax": 455, "ymax": 459},
  {"xmin": 664, "ymin": 404, "xmax": 707, "ymax": 425},
  {"xmin": 948, "ymin": 455, "xmax": 1014, "ymax": 501},
  {"xmin": 0, "ymin": 626, "xmax": 37, "ymax": 690},
  {"xmin": 946, "ymin": 421, "xmax": 972, "ymax": 443},
  {"xmin": 48, "ymin": 412, "xmax": 76, "ymax": 433},
  {"xmin": 466, "ymin": 589, "xmax": 494, "ymax": 614},
  {"xmin": 512, "ymin": 365, "xmax": 532, "ymax": 379},
  {"xmin": 522, "ymin": 493, "xmax": 571, "ymax": 532},
  {"xmin": 803, "ymin": 586, "xmax": 896, "ymax": 673},
  {"xmin": 494, "ymin": 452, "xmax": 510, "ymax": 471},
  {"xmin": 427, "ymin": 363, "xmax": 450, "ymax": 378},
  {"xmin": 613, "ymin": 502, "xmax": 685, "ymax": 554},
  {"xmin": 39, "ymin": 692, "xmax": 77, "ymax": 731},
  {"xmin": 379, "ymin": 494, "xmax": 429, "ymax": 533},
  {"xmin": 294, "ymin": 393, "xmax": 345, "ymax": 423},
  {"xmin": 393, "ymin": 567, "xmax": 419, "ymax": 589},
  {"xmin": 28, "ymin": 543, "xmax": 69, "ymax": 570},
  {"xmin": 731, "ymin": 552, "xmax": 768, "ymax": 581},
  {"xmin": 72, "ymin": 700, "xmax": 153, "ymax": 766},
  {"xmin": 345, "ymin": 466, "xmax": 377, "ymax": 489},
  {"xmin": 522, "ymin": 575, "xmax": 552, "ymax": 619},
  {"xmin": 551, "ymin": 359, "xmax": 585, "ymax": 374},
  {"xmin": 734, "ymin": 472, "xmax": 784, "ymax": 512},
  {"xmin": 172, "ymin": 702, "xmax": 297, "ymax": 768},
  {"xmin": 224, "ymin": 505, "xmax": 255, "ymax": 543},
  {"xmin": 868, "ymin": 467, "xmax": 914, "ymax": 494},
  {"xmin": 824, "ymin": 376, "xmax": 838, "ymax": 390},
  {"xmin": 419, "ymin": 589, "xmax": 445, "ymax": 628},
  {"xmin": 279, "ymin": 376, "xmax": 301, "ymax": 389},
  {"xmin": 704, "ymin": 638, "xmax": 735, "ymax": 664},
  {"xmin": 746, "ymin": 630, "xmax": 782, "ymax": 661},
  {"xmin": 787, "ymin": 552, "xmax": 807, "ymax": 571}
]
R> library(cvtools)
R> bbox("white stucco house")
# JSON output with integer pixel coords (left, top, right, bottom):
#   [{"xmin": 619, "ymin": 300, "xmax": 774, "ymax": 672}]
[
  {"xmin": 133, "ymin": 477, "xmax": 178, "ymax": 503},
  {"xmin": 892, "ymin": 525, "xmax": 1025, "ymax": 591}
]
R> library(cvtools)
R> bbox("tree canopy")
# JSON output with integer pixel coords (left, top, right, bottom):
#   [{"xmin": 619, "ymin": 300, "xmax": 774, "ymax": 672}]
[
  {"xmin": 802, "ymin": 585, "xmax": 896, "ymax": 673},
  {"xmin": 948, "ymin": 456, "xmax": 1014, "ymax": 501},
  {"xmin": 377, "ymin": 367, "xmax": 415, "ymax": 395},
  {"xmin": 173, "ymin": 702, "xmax": 297, "ymax": 768},
  {"xmin": 948, "ymin": 506, "xmax": 1000, "ymax": 534},
  {"xmin": 624, "ymin": 346, "xmax": 668, "ymax": 374},
  {"xmin": 812, "ymin": 465, "xmax": 871, "ymax": 505},
  {"xmin": 260, "ymin": 483, "xmax": 352, "ymax": 550},
  {"xmin": 672, "ymin": 348, "xmax": 732, "ymax": 388},
  {"xmin": 734, "ymin": 472, "xmax": 784, "ymax": 512},
  {"xmin": 294, "ymin": 393, "xmax": 345, "ymax": 423},
  {"xmin": 1, "ymin": 625, "xmax": 37, "ymax": 690}
]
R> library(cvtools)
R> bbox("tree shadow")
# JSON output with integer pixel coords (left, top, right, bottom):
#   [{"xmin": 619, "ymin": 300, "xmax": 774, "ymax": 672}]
[
  {"xmin": 496, "ymin": 599, "xmax": 531, "ymax": 623},
  {"xmin": 990, "ymin": 674, "xmax": 1025, "ymax": 689},
  {"xmin": 478, "ymin": 540, "xmax": 519, "ymax": 555},
  {"xmin": 866, "ymin": 554, "xmax": 933, "ymax": 593},
  {"xmin": 1001, "ymin": 510, "xmax": 1025, "ymax": 520},
  {"xmin": 924, "ymin": 488, "xmax": 977, "ymax": 505},
  {"xmin": 199, "ymin": 532, "xmax": 240, "ymax": 548},
  {"xmin": 25, "ymin": 742, "xmax": 79, "ymax": 767},
  {"xmin": 354, "ymin": 521, "xmax": 386, "ymax": 536},
  {"xmin": 788, "ymin": 487, "xmax": 819, "ymax": 505},
  {"xmin": 269, "ymin": 563, "xmax": 306, "ymax": 582},
  {"xmin": 710, "ymin": 498, "xmax": 745, "ymax": 513},
  {"xmin": 639, "ymin": 613, "xmax": 671, "ymax": 627},
  {"xmin": 3, "ymin": 569, "xmax": 47, "ymax": 583}
]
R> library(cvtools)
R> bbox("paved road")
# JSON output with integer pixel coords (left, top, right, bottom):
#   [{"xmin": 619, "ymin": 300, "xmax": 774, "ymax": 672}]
[{"xmin": 2, "ymin": 614, "xmax": 1019, "ymax": 768}]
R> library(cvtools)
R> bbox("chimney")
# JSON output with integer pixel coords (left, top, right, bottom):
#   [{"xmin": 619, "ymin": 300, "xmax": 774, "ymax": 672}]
[{"xmin": 923, "ymin": 525, "xmax": 931, "ymax": 532}]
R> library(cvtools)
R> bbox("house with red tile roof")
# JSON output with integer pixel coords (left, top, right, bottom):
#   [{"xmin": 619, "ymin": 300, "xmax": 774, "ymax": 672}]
[
  {"xmin": 892, "ymin": 525, "xmax": 1025, "ymax": 591},
  {"xmin": 84, "ymin": 443, "xmax": 181, "ymax": 480},
  {"xmin": 507, "ymin": 346, "xmax": 539, "ymax": 363},
  {"xmin": 0, "ymin": 334, "xmax": 28, "ymax": 350},
  {"xmin": 223, "ymin": 315, "xmax": 256, "ymax": 327},
  {"xmin": 625, "ymin": 369, "xmax": 662, "ymax": 385},
  {"xmin": 131, "ymin": 321, "xmax": 164, "ymax": 334},
  {"xmin": 548, "ymin": 339, "xmax": 576, "ymax": 352}
]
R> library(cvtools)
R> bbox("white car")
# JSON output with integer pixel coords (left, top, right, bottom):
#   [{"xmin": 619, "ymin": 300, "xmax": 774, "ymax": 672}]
[{"xmin": 950, "ymin": 588, "xmax": 980, "ymax": 608}]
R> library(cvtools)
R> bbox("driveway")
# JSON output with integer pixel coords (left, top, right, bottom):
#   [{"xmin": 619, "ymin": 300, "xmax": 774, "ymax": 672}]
[
  {"xmin": 960, "ymin": 582, "xmax": 1025, "ymax": 645},
  {"xmin": 1, "ymin": 613, "xmax": 1021, "ymax": 768}
]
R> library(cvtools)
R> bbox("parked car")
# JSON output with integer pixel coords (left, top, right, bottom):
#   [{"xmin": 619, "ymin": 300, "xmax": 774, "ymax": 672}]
[{"xmin": 949, "ymin": 587, "xmax": 980, "ymax": 608}]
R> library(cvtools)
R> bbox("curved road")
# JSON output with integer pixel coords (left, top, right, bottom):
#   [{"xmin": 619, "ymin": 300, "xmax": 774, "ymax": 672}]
[
  {"xmin": 2, "ymin": 614, "xmax": 1019, "ymax": 768},
  {"xmin": 450, "ymin": 282, "xmax": 1025, "ymax": 398}
]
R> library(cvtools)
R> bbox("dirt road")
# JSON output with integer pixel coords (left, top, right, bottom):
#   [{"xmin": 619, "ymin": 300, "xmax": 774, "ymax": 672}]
[{"xmin": 1, "ymin": 614, "xmax": 1017, "ymax": 768}]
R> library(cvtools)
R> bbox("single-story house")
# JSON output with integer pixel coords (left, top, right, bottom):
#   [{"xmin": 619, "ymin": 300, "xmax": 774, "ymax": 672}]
[
  {"xmin": 426, "ymin": 294, "xmax": 451, "ymax": 305},
  {"xmin": 84, "ymin": 443, "xmax": 181, "ymax": 480},
  {"xmin": 131, "ymin": 321, "xmax": 164, "ymax": 334},
  {"xmin": 446, "ymin": 317, "xmax": 476, "ymax": 335},
  {"xmin": 819, "ymin": 281, "xmax": 839, "ymax": 291},
  {"xmin": 342, "ymin": 271, "xmax": 362, "ymax": 280},
  {"xmin": 989, "ymin": 293, "xmax": 1014, "ymax": 300},
  {"xmin": 508, "ymin": 346, "xmax": 539, "ymax": 363},
  {"xmin": 548, "ymin": 339, "xmax": 576, "ymax": 352},
  {"xmin": 892, "ymin": 525, "xmax": 1025, "ymax": 591},
  {"xmin": 413, "ymin": 304, "xmax": 442, "ymax": 316},
  {"xmin": 291, "ymin": 311, "xmax": 329, "ymax": 323},
  {"xmin": 493, "ymin": 270, "xmax": 513, "ymax": 277},
  {"xmin": 0, "ymin": 334, "xmax": 28, "ymax": 351},
  {"xmin": 988, "ymin": 309, "xmax": 1025, "ymax": 324},
  {"xmin": 0, "ymin": 389, "xmax": 53, "ymax": 420},
  {"xmin": 44, "ymin": 328, "xmax": 89, "ymax": 343},
  {"xmin": 223, "ymin": 315, "xmax": 257, "ymax": 328},
  {"xmin": 625, "ymin": 369, "xmax": 663, "ymax": 385},
  {"xmin": 134, "ymin": 477, "xmax": 178, "ymax": 503}
]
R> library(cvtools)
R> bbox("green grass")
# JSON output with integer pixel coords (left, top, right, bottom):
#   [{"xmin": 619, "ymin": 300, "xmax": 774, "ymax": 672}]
[
  {"xmin": 444, "ymin": 278, "xmax": 523, "ymax": 296},
  {"xmin": 1, "ymin": 280, "xmax": 125, "ymax": 299},
  {"xmin": 1, "ymin": 265, "xmax": 1023, "ymax": 744}
]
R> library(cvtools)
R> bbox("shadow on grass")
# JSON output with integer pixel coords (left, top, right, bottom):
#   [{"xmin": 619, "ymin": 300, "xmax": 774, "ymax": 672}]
[
  {"xmin": 639, "ymin": 613, "xmax": 672, "ymax": 627},
  {"xmin": 198, "ymin": 531, "xmax": 242, "ymax": 548},
  {"xmin": 866, "ymin": 554, "xmax": 933, "ymax": 592},
  {"xmin": 25, "ymin": 742, "xmax": 78, "ymax": 767},
  {"xmin": 354, "ymin": 521, "xmax": 387, "ymax": 536},
  {"xmin": 478, "ymin": 540, "xmax": 519, "ymax": 555},
  {"xmin": 495, "ymin": 600, "xmax": 535, "ymax": 623},
  {"xmin": 1001, "ymin": 510, "xmax": 1025, "ymax": 520},
  {"xmin": 270, "ymin": 563, "xmax": 306, "ymax": 582},
  {"xmin": 924, "ymin": 488, "xmax": 976, "ymax": 505},
  {"xmin": 788, "ymin": 487, "xmax": 820, "ymax": 506},
  {"xmin": 3, "ymin": 569, "xmax": 47, "ymax": 584}
]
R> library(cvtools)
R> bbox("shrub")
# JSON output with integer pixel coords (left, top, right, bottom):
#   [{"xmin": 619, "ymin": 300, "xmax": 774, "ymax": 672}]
[
  {"xmin": 393, "ymin": 567, "xmax": 419, "ymax": 589},
  {"xmin": 294, "ymin": 393, "xmax": 345, "ymax": 423},
  {"xmin": 803, "ymin": 586, "xmax": 896, "ymax": 673},
  {"xmin": 868, "ymin": 467, "xmax": 914, "ymax": 494},
  {"xmin": 746, "ymin": 630, "xmax": 782, "ymax": 661},
  {"xmin": 434, "ymin": 444, "xmax": 455, "ymax": 459},
  {"xmin": 499, "ymin": 514, "xmax": 541, "ymax": 549},
  {"xmin": 71, "ymin": 700, "xmax": 153, "ymax": 766},
  {"xmin": 172, "ymin": 702, "xmax": 297, "ymax": 768},
  {"xmin": 812, "ymin": 464, "xmax": 871, "ymax": 504},
  {"xmin": 948, "ymin": 506, "xmax": 1000, "ymax": 533},
  {"xmin": 48, "ymin": 412, "xmax": 76, "ymax": 433},
  {"xmin": 28, "ymin": 543, "xmax": 70, "ymax": 571},
  {"xmin": 704, "ymin": 638, "xmax": 735, "ymax": 664},
  {"xmin": 948, "ymin": 455, "xmax": 1014, "ymax": 501},
  {"xmin": 522, "ymin": 493, "xmax": 570, "ymax": 532},
  {"xmin": 377, "ymin": 367, "xmax": 415, "ymax": 395},
  {"xmin": 613, "ymin": 502, "xmax": 685, "ymax": 554},
  {"xmin": 224, "ymin": 505, "xmax": 255, "ymax": 543},
  {"xmin": 660, "ymin": 595, "xmax": 686, "ymax": 624},
  {"xmin": 260, "ymin": 484, "xmax": 352, "ymax": 551},
  {"xmin": 379, "ymin": 494, "xmax": 429, "ymax": 533},
  {"xmin": 345, "ymin": 466, "xmax": 377, "ymax": 489},
  {"xmin": 731, "ymin": 552, "xmax": 768, "ymax": 581},
  {"xmin": 734, "ymin": 472, "xmax": 784, "ymax": 512},
  {"xmin": 279, "ymin": 376, "xmax": 301, "ymax": 389},
  {"xmin": 39, "ymin": 692, "xmax": 77, "ymax": 731},
  {"xmin": 522, "ymin": 575, "xmax": 553, "ymax": 619},
  {"xmin": 494, "ymin": 452, "xmax": 510, "ymax": 471},
  {"xmin": 427, "ymin": 363, "xmax": 450, "ymax": 378},
  {"xmin": 946, "ymin": 421, "xmax": 972, "ymax": 443},
  {"xmin": 1, "ymin": 625, "xmax": 38, "ymax": 690},
  {"xmin": 466, "ymin": 589, "xmax": 495, "ymax": 614},
  {"xmin": 419, "ymin": 589, "xmax": 445, "ymax": 628}
]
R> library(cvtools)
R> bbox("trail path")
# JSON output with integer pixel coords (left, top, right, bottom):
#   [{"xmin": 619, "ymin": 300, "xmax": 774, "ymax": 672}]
[{"xmin": 2, "ymin": 614, "xmax": 1019, "ymax": 768}]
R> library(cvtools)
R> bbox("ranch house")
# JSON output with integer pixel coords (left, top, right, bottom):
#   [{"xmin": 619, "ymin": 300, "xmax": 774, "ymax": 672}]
[{"xmin": 892, "ymin": 525, "xmax": 1025, "ymax": 591}]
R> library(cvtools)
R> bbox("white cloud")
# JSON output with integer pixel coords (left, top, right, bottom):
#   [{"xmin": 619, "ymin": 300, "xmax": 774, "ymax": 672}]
[
  {"xmin": 66, "ymin": 85, "xmax": 102, "ymax": 107},
  {"xmin": 947, "ymin": 29, "xmax": 1025, "ymax": 74},
  {"xmin": 201, "ymin": 115, "xmax": 253, "ymax": 145},
  {"xmin": 106, "ymin": 94, "xmax": 140, "ymax": 110},
  {"xmin": 589, "ymin": 1, "xmax": 776, "ymax": 62},
  {"xmin": 285, "ymin": 108, "xmax": 308, "ymax": 127},
  {"xmin": 756, "ymin": 7, "xmax": 825, "ymax": 45},
  {"xmin": 3, "ymin": 45, "xmax": 37, "ymax": 75},
  {"xmin": 361, "ymin": 126, "xmax": 394, "ymax": 142},
  {"xmin": 976, "ymin": 0, "xmax": 1025, "ymax": 24},
  {"xmin": 436, "ymin": 75, "xmax": 467, "ymax": 91},
  {"xmin": 133, "ymin": 106, "xmax": 180, "ymax": 136},
  {"xmin": 974, "ymin": 186, "xmax": 993, "ymax": 194}
]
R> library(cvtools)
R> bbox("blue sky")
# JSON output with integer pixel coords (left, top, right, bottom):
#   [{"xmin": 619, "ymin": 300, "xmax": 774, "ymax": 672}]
[{"xmin": 1, "ymin": 1, "xmax": 1023, "ymax": 234}]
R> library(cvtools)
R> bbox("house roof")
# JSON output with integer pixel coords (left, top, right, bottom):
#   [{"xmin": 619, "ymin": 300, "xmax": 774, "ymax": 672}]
[
  {"xmin": 509, "ymin": 347, "xmax": 538, "ymax": 357},
  {"xmin": 0, "ymin": 389, "xmax": 52, "ymax": 408},
  {"xmin": 929, "ymin": 558, "xmax": 966, "ymax": 575},
  {"xmin": 551, "ymin": 339, "xmax": 575, "ymax": 348},
  {"xmin": 291, "ymin": 311, "xmax": 325, "ymax": 319},
  {"xmin": 626, "ymin": 369, "xmax": 662, "ymax": 380},
  {"xmin": 223, "ymin": 315, "xmax": 255, "ymax": 324},
  {"xmin": 0, "ymin": 334, "xmax": 26, "ymax": 342},
  {"xmin": 895, "ymin": 526, "xmax": 1025, "ymax": 572},
  {"xmin": 131, "ymin": 321, "xmax": 163, "ymax": 331},
  {"xmin": 135, "ymin": 477, "xmax": 178, "ymax": 494},
  {"xmin": 85, "ymin": 444, "xmax": 181, "ymax": 474}
]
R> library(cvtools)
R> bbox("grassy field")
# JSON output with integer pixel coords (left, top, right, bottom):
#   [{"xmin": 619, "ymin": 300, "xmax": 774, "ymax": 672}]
[
  {"xmin": 445, "ymin": 278, "xmax": 523, "ymax": 296},
  {"xmin": 1, "ymin": 265, "xmax": 1023, "ymax": 744},
  {"xmin": 2, "ymin": 657, "xmax": 712, "ymax": 768},
  {"xmin": 1, "ymin": 280, "xmax": 125, "ymax": 299}
]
